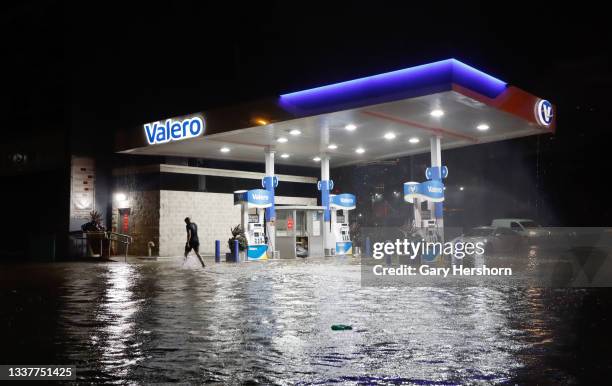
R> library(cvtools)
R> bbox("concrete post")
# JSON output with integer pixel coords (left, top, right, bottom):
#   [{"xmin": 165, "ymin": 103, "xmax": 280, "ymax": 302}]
[
  {"xmin": 413, "ymin": 197, "xmax": 422, "ymax": 228},
  {"xmin": 263, "ymin": 149, "xmax": 276, "ymax": 258},
  {"xmin": 320, "ymin": 155, "xmax": 334, "ymax": 255},
  {"xmin": 428, "ymin": 135, "xmax": 444, "ymax": 229}
]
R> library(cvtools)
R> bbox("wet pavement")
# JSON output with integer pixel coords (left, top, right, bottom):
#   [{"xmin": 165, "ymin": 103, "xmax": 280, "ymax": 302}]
[{"xmin": 1, "ymin": 256, "xmax": 612, "ymax": 384}]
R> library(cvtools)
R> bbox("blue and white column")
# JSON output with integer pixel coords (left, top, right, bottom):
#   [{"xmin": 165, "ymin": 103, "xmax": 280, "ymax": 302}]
[
  {"xmin": 263, "ymin": 149, "xmax": 276, "ymax": 257},
  {"xmin": 320, "ymin": 155, "xmax": 334, "ymax": 256},
  {"xmin": 428, "ymin": 136, "xmax": 444, "ymax": 228}
]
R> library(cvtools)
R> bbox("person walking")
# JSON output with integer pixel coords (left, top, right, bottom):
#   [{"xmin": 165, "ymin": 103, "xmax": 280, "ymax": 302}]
[{"xmin": 184, "ymin": 217, "xmax": 205, "ymax": 267}]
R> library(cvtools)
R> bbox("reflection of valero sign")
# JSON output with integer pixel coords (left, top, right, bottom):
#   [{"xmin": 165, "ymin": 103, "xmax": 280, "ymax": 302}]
[
  {"xmin": 403, "ymin": 180, "xmax": 444, "ymax": 202},
  {"xmin": 330, "ymin": 193, "xmax": 356, "ymax": 209},
  {"xmin": 144, "ymin": 115, "xmax": 205, "ymax": 145}
]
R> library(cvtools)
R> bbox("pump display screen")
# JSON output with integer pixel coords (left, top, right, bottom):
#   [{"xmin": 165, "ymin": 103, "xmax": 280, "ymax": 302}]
[{"xmin": 249, "ymin": 214, "xmax": 259, "ymax": 223}]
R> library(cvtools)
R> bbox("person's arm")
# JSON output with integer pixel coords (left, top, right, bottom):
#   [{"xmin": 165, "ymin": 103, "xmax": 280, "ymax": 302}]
[{"xmin": 186, "ymin": 227, "xmax": 191, "ymax": 244}]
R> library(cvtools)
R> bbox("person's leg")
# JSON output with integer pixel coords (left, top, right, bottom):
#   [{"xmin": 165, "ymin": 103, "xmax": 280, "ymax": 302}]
[
  {"xmin": 193, "ymin": 243, "xmax": 205, "ymax": 267},
  {"xmin": 184, "ymin": 243, "xmax": 191, "ymax": 258}
]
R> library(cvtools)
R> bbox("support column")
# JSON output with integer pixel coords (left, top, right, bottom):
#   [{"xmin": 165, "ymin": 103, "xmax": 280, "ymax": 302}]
[
  {"xmin": 413, "ymin": 197, "xmax": 422, "ymax": 228},
  {"xmin": 428, "ymin": 136, "xmax": 444, "ymax": 228},
  {"xmin": 320, "ymin": 155, "xmax": 334, "ymax": 255},
  {"xmin": 263, "ymin": 150, "xmax": 276, "ymax": 258}
]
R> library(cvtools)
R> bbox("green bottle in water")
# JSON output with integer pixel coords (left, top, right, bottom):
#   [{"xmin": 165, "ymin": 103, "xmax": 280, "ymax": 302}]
[{"xmin": 331, "ymin": 324, "xmax": 353, "ymax": 331}]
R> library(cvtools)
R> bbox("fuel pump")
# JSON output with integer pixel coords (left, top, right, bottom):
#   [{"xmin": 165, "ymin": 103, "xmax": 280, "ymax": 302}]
[
  {"xmin": 403, "ymin": 165, "xmax": 447, "ymax": 230},
  {"xmin": 403, "ymin": 181, "xmax": 444, "ymax": 228},
  {"xmin": 235, "ymin": 189, "xmax": 272, "ymax": 261},
  {"xmin": 403, "ymin": 171, "xmax": 446, "ymax": 261},
  {"xmin": 329, "ymin": 193, "xmax": 356, "ymax": 255}
]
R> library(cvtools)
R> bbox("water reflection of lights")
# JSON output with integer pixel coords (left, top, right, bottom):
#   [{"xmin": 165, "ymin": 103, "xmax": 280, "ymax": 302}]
[
  {"xmin": 268, "ymin": 268, "xmax": 315, "ymax": 361},
  {"xmin": 92, "ymin": 264, "xmax": 142, "ymax": 377},
  {"xmin": 526, "ymin": 246, "xmax": 539, "ymax": 271},
  {"xmin": 36, "ymin": 258, "xmax": 579, "ymax": 383},
  {"xmin": 523, "ymin": 288, "xmax": 552, "ymax": 344}
]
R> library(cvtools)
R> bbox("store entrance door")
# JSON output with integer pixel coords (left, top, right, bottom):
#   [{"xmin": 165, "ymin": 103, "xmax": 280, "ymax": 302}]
[{"xmin": 275, "ymin": 206, "xmax": 324, "ymax": 258}]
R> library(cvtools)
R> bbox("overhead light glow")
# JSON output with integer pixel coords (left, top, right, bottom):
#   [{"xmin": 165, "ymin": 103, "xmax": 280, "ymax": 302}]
[
  {"xmin": 477, "ymin": 124, "xmax": 490, "ymax": 131},
  {"xmin": 279, "ymin": 59, "xmax": 508, "ymax": 115},
  {"xmin": 277, "ymin": 137, "xmax": 288, "ymax": 143},
  {"xmin": 430, "ymin": 109, "xmax": 444, "ymax": 117},
  {"xmin": 459, "ymin": 186, "xmax": 465, "ymax": 191},
  {"xmin": 328, "ymin": 144, "xmax": 338, "ymax": 150},
  {"xmin": 280, "ymin": 153, "xmax": 290, "ymax": 158},
  {"xmin": 313, "ymin": 156, "xmax": 321, "ymax": 162},
  {"xmin": 115, "ymin": 193, "xmax": 127, "ymax": 202},
  {"xmin": 255, "ymin": 118, "xmax": 268, "ymax": 125},
  {"xmin": 345, "ymin": 124, "xmax": 357, "ymax": 131},
  {"xmin": 384, "ymin": 132, "xmax": 396, "ymax": 140},
  {"xmin": 289, "ymin": 129, "xmax": 301, "ymax": 136},
  {"xmin": 220, "ymin": 147, "xmax": 230, "ymax": 153},
  {"xmin": 409, "ymin": 137, "xmax": 420, "ymax": 144},
  {"xmin": 355, "ymin": 147, "xmax": 365, "ymax": 154}
]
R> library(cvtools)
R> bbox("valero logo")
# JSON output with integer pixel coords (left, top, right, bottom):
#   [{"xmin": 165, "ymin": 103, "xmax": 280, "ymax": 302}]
[
  {"xmin": 144, "ymin": 116, "xmax": 205, "ymax": 145},
  {"xmin": 246, "ymin": 189, "xmax": 272, "ymax": 208},
  {"xmin": 535, "ymin": 99, "xmax": 553, "ymax": 126},
  {"xmin": 403, "ymin": 180, "xmax": 444, "ymax": 203},
  {"xmin": 330, "ymin": 193, "xmax": 356, "ymax": 209}
]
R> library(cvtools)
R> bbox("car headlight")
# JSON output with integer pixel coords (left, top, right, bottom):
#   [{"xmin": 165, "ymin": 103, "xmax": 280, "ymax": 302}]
[{"xmin": 529, "ymin": 231, "xmax": 537, "ymax": 236}]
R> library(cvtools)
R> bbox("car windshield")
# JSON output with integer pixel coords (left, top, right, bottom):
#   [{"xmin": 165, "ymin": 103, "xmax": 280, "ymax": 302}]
[
  {"xmin": 520, "ymin": 221, "xmax": 540, "ymax": 228},
  {"xmin": 464, "ymin": 228, "xmax": 493, "ymax": 237}
]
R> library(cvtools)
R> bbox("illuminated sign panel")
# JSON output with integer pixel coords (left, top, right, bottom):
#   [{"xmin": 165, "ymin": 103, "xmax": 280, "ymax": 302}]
[
  {"xmin": 535, "ymin": 99, "xmax": 553, "ymax": 126},
  {"xmin": 330, "ymin": 194, "xmax": 357, "ymax": 209},
  {"xmin": 403, "ymin": 180, "xmax": 445, "ymax": 202},
  {"xmin": 235, "ymin": 189, "xmax": 273, "ymax": 208},
  {"xmin": 144, "ymin": 115, "xmax": 205, "ymax": 145}
]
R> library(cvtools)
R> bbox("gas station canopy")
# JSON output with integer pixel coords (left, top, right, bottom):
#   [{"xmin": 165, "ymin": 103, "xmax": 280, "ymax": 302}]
[{"xmin": 117, "ymin": 59, "xmax": 555, "ymax": 167}]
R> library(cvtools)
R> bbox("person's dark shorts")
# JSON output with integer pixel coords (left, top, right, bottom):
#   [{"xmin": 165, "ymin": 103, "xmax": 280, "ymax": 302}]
[{"xmin": 185, "ymin": 241, "xmax": 200, "ymax": 253}]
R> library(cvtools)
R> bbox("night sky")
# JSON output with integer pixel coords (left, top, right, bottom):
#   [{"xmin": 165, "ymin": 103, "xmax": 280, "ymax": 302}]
[
  {"xmin": 2, "ymin": 2, "xmax": 611, "ymax": 233},
  {"xmin": 5, "ymin": 2, "xmax": 609, "ymax": 131}
]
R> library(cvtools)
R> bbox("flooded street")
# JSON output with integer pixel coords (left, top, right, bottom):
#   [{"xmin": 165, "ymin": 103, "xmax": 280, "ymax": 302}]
[{"xmin": 1, "ymin": 257, "xmax": 611, "ymax": 384}]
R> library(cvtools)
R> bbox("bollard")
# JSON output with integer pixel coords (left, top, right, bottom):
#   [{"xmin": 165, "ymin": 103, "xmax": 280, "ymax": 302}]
[
  {"xmin": 365, "ymin": 237, "xmax": 371, "ymax": 258},
  {"xmin": 385, "ymin": 253, "xmax": 392, "ymax": 266},
  {"xmin": 233, "ymin": 239, "xmax": 240, "ymax": 263},
  {"xmin": 215, "ymin": 240, "xmax": 221, "ymax": 263}
]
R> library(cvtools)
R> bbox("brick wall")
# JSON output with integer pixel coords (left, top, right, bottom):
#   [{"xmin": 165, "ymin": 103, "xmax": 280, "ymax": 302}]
[
  {"xmin": 158, "ymin": 191, "xmax": 316, "ymax": 256},
  {"xmin": 111, "ymin": 190, "xmax": 160, "ymax": 256}
]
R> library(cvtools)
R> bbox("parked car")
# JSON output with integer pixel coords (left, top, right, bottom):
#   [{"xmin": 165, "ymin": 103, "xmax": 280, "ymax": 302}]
[
  {"xmin": 453, "ymin": 226, "xmax": 524, "ymax": 253},
  {"xmin": 491, "ymin": 218, "xmax": 551, "ymax": 238}
]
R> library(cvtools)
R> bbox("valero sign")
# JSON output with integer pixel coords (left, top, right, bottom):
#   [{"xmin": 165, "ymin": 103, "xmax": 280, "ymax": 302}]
[
  {"xmin": 403, "ymin": 180, "xmax": 445, "ymax": 202},
  {"xmin": 245, "ymin": 189, "xmax": 272, "ymax": 208},
  {"xmin": 535, "ymin": 99, "xmax": 553, "ymax": 127},
  {"xmin": 144, "ymin": 115, "xmax": 205, "ymax": 145},
  {"xmin": 330, "ymin": 193, "xmax": 356, "ymax": 210}
]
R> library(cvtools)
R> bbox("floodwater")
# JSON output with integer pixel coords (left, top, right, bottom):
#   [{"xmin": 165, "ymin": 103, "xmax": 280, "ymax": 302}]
[{"xmin": 1, "ymin": 257, "xmax": 611, "ymax": 384}]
